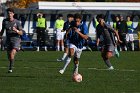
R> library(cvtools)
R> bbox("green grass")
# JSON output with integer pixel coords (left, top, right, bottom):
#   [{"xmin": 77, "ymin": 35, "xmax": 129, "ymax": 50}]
[{"xmin": 0, "ymin": 51, "xmax": 140, "ymax": 93}]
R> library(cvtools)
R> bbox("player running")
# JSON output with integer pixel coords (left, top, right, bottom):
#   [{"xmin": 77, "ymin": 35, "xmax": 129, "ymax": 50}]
[
  {"xmin": 96, "ymin": 14, "xmax": 122, "ymax": 70},
  {"xmin": 0, "ymin": 8, "xmax": 23, "ymax": 73},
  {"xmin": 57, "ymin": 14, "xmax": 74, "ymax": 62},
  {"xmin": 59, "ymin": 13, "xmax": 89, "ymax": 74}
]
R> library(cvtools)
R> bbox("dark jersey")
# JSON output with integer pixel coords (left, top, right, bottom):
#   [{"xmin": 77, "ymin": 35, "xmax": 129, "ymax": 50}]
[
  {"xmin": 96, "ymin": 23, "xmax": 116, "ymax": 46},
  {"xmin": 68, "ymin": 22, "xmax": 88, "ymax": 49},
  {"xmin": 2, "ymin": 18, "xmax": 22, "ymax": 39},
  {"xmin": 63, "ymin": 21, "xmax": 71, "ymax": 31},
  {"xmin": 116, "ymin": 20, "xmax": 128, "ymax": 34}
]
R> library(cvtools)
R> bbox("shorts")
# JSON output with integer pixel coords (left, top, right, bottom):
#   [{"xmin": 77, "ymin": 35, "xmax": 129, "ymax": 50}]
[
  {"xmin": 56, "ymin": 29, "xmax": 65, "ymax": 40},
  {"xmin": 6, "ymin": 38, "xmax": 21, "ymax": 51},
  {"xmin": 126, "ymin": 33, "xmax": 134, "ymax": 42},
  {"xmin": 102, "ymin": 44, "xmax": 115, "ymax": 55},
  {"xmin": 69, "ymin": 43, "xmax": 82, "ymax": 58},
  {"xmin": 64, "ymin": 39, "xmax": 70, "ymax": 47}
]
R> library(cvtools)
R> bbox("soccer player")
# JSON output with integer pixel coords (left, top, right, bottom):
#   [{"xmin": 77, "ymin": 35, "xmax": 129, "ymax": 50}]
[
  {"xmin": 54, "ymin": 14, "xmax": 65, "ymax": 51},
  {"xmin": 126, "ymin": 16, "xmax": 134, "ymax": 51},
  {"xmin": 0, "ymin": 8, "xmax": 23, "ymax": 73},
  {"xmin": 57, "ymin": 14, "xmax": 74, "ymax": 62},
  {"xmin": 59, "ymin": 13, "xmax": 89, "ymax": 74},
  {"xmin": 96, "ymin": 14, "xmax": 122, "ymax": 70}
]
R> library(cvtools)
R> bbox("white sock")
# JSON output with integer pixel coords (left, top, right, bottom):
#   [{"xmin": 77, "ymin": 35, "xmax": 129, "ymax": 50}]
[
  {"xmin": 45, "ymin": 46, "xmax": 47, "ymax": 51},
  {"xmin": 62, "ymin": 57, "xmax": 71, "ymax": 71},
  {"xmin": 37, "ymin": 47, "xmax": 39, "ymax": 51},
  {"xmin": 82, "ymin": 46, "xmax": 86, "ymax": 50},
  {"xmin": 62, "ymin": 46, "xmax": 64, "ymax": 51},
  {"xmin": 56, "ymin": 46, "xmax": 60, "ymax": 51},
  {"xmin": 124, "ymin": 46, "xmax": 127, "ymax": 51},
  {"xmin": 62, "ymin": 53, "xmax": 67, "ymax": 60},
  {"xmin": 131, "ymin": 42, "xmax": 134, "ymax": 51}
]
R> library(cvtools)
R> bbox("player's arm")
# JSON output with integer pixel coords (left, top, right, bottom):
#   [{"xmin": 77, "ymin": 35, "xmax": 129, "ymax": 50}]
[
  {"xmin": 73, "ymin": 27, "xmax": 89, "ymax": 40},
  {"xmin": 13, "ymin": 21, "xmax": 23, "ymax": 35},
  {"xmin": 107, "ymin": 24, "xmax": 122, "ymax": 43},
  {"xmin": 0, "ymin": 19, "xmax": 6, "ymax": 38},
  {"xmin": 114, "ymin": 30, "xmax": 122, "ymax": 43}
]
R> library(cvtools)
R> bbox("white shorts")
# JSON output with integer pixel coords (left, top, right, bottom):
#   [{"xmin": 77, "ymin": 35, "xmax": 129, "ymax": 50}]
[
  {"xmin": 69, "ymin": 43, "xmax": 82, "ymax": 58},
  {"xmin": 126, "ymin": 33, "xmax": 134, "ymax": 42},
  {"xmin": 56, "ymin": 29, "xmax": 65, "ymax": 40}
]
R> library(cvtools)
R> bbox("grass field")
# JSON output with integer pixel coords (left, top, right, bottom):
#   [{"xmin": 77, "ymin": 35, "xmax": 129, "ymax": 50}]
[{"xmin": 0, "ymin": 51, "xmax": 140, "ymax": 93}]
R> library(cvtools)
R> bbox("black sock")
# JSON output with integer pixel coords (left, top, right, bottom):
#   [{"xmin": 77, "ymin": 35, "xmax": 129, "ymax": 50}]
[
  {"xmin": 104, "ymin": 59, "xmax": 112, "ymax": 68},
  {"xmin": 9, "ymin": 59, "xmax": 14, "ymax": 70}
]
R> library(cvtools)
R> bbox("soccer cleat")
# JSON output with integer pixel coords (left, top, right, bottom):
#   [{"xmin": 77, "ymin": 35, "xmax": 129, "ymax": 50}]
[
  {"xmin": 59, "ymin": 69, "xmax": 64, "ymax": 74},
  {"xmin": 57, "ymin": 58, "xmax": 63, "ymax": 62},
  {"xmin": 115, "ymin": 48, "xmax": 119, "ymax": 58},
  {"xmin": 108, "ymin": 66, "xmax": 114, "ymax": 70},
  {"xmin": 86, "ymin": 46, "xmax": 92, "ymax": 52},
  {"xmin": 8, "ymin": 70, "xmax": 12, "ymax": 73}
]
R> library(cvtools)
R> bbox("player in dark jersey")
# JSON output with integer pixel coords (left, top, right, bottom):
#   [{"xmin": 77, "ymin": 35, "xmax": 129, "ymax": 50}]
[
  {"xmin": 57, "ymin": 14, "xmax": 74, "ymax": 62},
  {"xmin": 59, "ymin": 13, "xmax": 89, "ymax": 74},
  {"xmin": 0, "ymin": 8, "xmax": 23, "ymax": 73},
  {"xmin": 96, "ymin": 14, "xmax": 122, "ymax": 70}
]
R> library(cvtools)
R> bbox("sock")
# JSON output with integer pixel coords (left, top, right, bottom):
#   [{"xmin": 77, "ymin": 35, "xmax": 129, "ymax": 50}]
[
  {"xmin": 82, "ymin": 46, "xmax": 86, "ymax": 50},
  {"xmin": 104, "ymin": 59, "xmax": 112, "ymax": 68},
  {"xmin": 131, "ymin": 42, "xmax": 134, "ymax": 51},
  {"xmin": 62, "ymin": 46, "xmax": 64, "ymax": 51},
  {"xmin": 124, "ymin": 46, "xmax": 127, "ymax": 51},
  {"xmin": 45, "ymin": 46, "xmax": 47, "ymax": 51},
  {"xmin": 9, "ymin": 59, "xmax": 14, "ymax": 70},
  {"xmin": 37, "ymin": 47, "xmax": 39, "ymax": 51},
  {"xmin": 62, "ymin": 57, "xmax": 71, "ymax": 71},
  {"xmin": 62, "ymin": 53, "xmax": 67, "ymax": 60},
  {"xmin": 74, "ymin": 61, "xmax": 79, "ymax": 74},
  {"xmin": 56, "ymin": 46, "xmax": 60, "ymax": 51}
]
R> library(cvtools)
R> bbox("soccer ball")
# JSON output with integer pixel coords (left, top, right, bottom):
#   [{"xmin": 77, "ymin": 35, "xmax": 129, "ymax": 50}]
[{"xmin": 72, "ymin": 73, "xmax": 82, "ymax": 82}]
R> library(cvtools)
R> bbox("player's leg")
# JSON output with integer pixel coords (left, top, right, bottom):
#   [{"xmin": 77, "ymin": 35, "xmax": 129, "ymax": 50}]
[
  {"xmin": 42, "ymin": 29, "xmax": 47, "ymax": 51},
  {"xmin": 130, "ymin": 34, "xmax": 134, "ymax": 51},
  {"xmin": 57, "ymin": 39, "xmax": 69, "ymax": 62},
  {"xmin": 61, "ymin": 47, "xmax": 69, "ymax": 61},
  {"xmin": 123, "ymin": 33, "xmax": 128, "ymax": 51},
  {"xmin": 73, "ymin": 48, "xmax": 82, "ymax": 74},
  {"xmin": 60, "ymin": 39, "xmax": 64, "ymax": 51},
  {"xmin": 56, "ymin": 32, "xmax": 61, "ymax": 51},
  {"xmin": 36, "ymin": 29, "xmax": 41, "ymax": 51},
  {"xmin": 101, "ymin": 46, "xmax": 114, "ymax": 69},
  {"xmin": 60, "ymin": 32, "xmax": 65, "ymax": 51},
  {"xmin": 59, "ymin": 44, "xmax": 75, "ymax": 74}
]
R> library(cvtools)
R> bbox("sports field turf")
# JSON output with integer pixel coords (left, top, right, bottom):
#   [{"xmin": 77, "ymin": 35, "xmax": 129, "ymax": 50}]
[{"xmin": 0, "ymin": 51, "xmax": 140, "ymax": 93}]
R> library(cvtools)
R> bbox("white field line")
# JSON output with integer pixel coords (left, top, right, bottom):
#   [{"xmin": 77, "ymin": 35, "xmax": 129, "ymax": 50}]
[
  {"xmin": 0, "ymin": 66, "xmax": 136, "ymax": 72},
  {"xmin": 88, "ymin": 67, "xmax": 135, "ymax": 72}
]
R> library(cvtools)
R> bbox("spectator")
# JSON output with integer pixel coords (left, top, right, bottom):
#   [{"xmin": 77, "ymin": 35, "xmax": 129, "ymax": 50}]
[
  {"xmin": 126, "ymin": 16, "xmax": 134, "ymax": 51},
  {"xmin": 36, "ymin": 12, "xmax": 47, "ymax": 51},
  {"xmin": 116, "ymin": 15, "xmax": 128, "ymax": 51},
  {"xmin": 54, "ymin": 14, "xmax": 64, "ymax": 51}
]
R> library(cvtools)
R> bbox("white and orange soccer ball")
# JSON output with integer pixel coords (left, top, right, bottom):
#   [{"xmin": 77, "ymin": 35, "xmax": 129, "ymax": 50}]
[{"xmin": 72, "ymin": 73, "xmax": 82, "ymax": 82}]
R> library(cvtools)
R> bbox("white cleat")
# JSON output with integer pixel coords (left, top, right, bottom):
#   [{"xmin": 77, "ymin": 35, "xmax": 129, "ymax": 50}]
[
  {"xmin": 8, "ymin": 70, "xmax": 12, "ymax": 73},
  {"xmin": 59, "ymin": 69, "xmax": 64, "ymax": 74},
  {"xmin": 57, "ymin": 58, "xmax": 63, "ymax": 62},
  {"xmin": 108, "ymin": 66, "xmax": 114, "ymax": 70}
]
